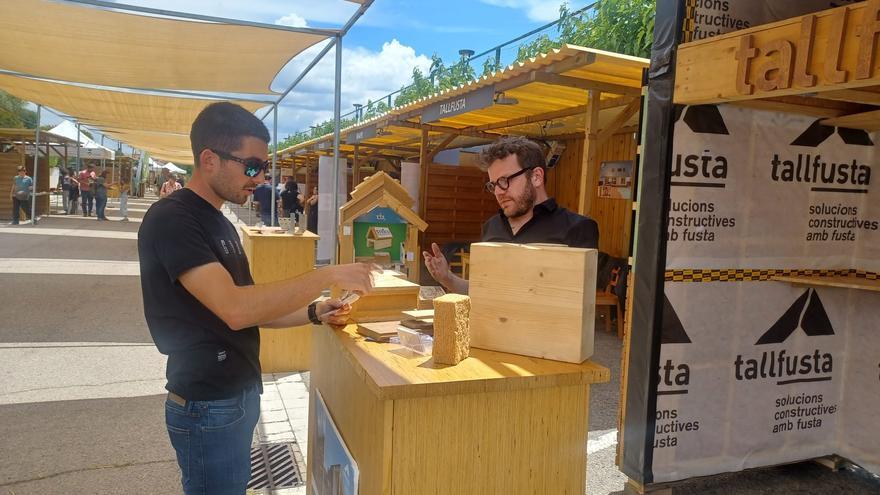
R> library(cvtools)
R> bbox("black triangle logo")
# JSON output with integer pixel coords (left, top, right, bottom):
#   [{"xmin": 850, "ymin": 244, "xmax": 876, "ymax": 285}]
[
  {"xmin": 662, "ymin": 294, "xmax": 691, "ymax": 344},
  {"xmin": 756, "ymin": 289, "xmax": 834, "ymax": 345},
  {"xmin": 791, "ymin": 119, "xmax": 875, "ymax": 147},
  {"xmin": 680, "ymin": 105, "xmax": 729, "ymax": 135}
]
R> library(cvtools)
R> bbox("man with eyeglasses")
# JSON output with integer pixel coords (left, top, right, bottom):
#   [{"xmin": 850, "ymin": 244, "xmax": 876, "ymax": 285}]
[
  {"xmin": 424, "ymin": 135, "xmax": 599, "ymax": 294},
  {"xmin": 138, "ymin": 102, "xmax": 375, "ymax": 495}
]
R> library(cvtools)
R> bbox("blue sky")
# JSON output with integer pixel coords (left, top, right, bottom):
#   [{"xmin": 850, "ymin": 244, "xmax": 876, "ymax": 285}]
[{"xmin": 34, "ymin": 0, "xmax": 590, "ymax": 155}]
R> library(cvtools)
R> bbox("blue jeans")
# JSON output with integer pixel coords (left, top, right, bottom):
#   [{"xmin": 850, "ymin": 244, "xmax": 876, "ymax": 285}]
[
  {"xmin": 81, "ymin": 190, "xmax": 93, "ymax": 215},
  {"xmin": 165, "ymin": 385, "xmax": 260, "ymax": 495},
  {"xmin": 95, "ymin": 195, "xmax": 107, "ymax": 219}
]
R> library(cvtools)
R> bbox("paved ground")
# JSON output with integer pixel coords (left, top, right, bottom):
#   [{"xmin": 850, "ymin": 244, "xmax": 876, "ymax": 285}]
[{"xmin": 0, "ymin": 195, "xmax": 877, "ymax": 494}]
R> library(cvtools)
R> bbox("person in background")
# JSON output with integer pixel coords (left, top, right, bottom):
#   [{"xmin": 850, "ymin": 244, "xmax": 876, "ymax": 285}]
[
  {"xmin": 9, "ymin": 166, "xmax": 33, "ymax": 225},
  {"xmin": 79, "ymin": 163, "xmax": 96, "ymax": 217},
  {"xmin": 118, "ymin": 171, "xmax": 130, "ymax": 222},
  {"xmin": 67, "ymin": 173, "xmax": 80, "ymax": 215},
  {"xmin": 423, "ymin": 136, "xmax": 599, "ymax": 295},
  {"xmin": 94, "ymin": 170, "xmax": 109, "ymax": 221},
  {"xmin": 160, "ymin": 173, "xmax": 182, "ymax": 198},
  {"xmin": 306, "ymin": 185, "xmax": 318, "ymax": 233},
  {"xmin": 252, "ymin": 175, "xmax": 278, "ymax": 226},
  {"xmin": 279, "ymin": 179, "xmax": 303, "ymax": 223},
  {"xmin": 138, "ymin": 101, "xmax": 375, "ymax": 495},
  {"xmin": 58, "ymin": 168, "xmax": 70, "ymax": 215}
]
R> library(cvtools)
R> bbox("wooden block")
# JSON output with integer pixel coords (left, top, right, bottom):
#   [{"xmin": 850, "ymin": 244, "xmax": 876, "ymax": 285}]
[
  {"xmin": 468, "ymin": 242, "xmax": 597, "ymax": 363},
  {"xmin": 400, "ymin": 319, "xmax": 433, "ymax": 335},
  {"xmin": 432, "ymin": 294, "xmax": 471, "ymax": 365},
  {"xmin": 401, "ymin": 309, "xmax": 434, "ymax": 320},
  {"xmin": 341, "ymin": 270, "xmax": 419, "ymax": 323},
  {"xmin": 357, "ymin": 321, "xmax": 400, "ymax": 342},
  {"xmin": 418, "ymin": 285, "xmax": 446, "ymax": 310}
]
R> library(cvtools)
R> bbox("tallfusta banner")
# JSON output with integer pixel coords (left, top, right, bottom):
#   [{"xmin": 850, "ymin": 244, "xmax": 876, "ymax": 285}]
[{"xmin": 653, "ymin": 103, "xmax": 880, "ymax": 482}]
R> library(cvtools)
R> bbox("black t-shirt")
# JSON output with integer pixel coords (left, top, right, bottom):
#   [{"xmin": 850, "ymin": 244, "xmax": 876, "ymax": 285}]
[
  {"xmin": 138, "ymin": 188, "xmax": 261, "ymax": 400},
  {"xmin": 279, "ymin": 189, "xmax": 301, "ymax": 212},
  {"xmin": 481, "ymin": 198, "xmax": 599, "ymax": 248}
]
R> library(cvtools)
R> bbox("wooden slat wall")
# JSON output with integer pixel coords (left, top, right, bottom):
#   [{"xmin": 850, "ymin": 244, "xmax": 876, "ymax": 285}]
[
  {"xmin": 546, "ymin": 132, "xmax": 637, "ymax": 257},
  {"xmin": 0, "ymin": 152, "xmax": 49, "ymax": 220},
  {"xmin": 423, "ymin": 164, "xmax": 496, "ymax": 248}
]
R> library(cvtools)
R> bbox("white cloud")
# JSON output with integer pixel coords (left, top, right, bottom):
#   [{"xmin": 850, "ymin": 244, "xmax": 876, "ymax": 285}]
[
  {"xmin": 271, "ymin": 39, "xmax": 432, "ymax": 139},
  {"xmin": 275, "ymin": 13, "xmax": 308, "ymax": 28},
  {"xmin": 478, "ymin": 0, "xmax": 575, "ymax": 22}
]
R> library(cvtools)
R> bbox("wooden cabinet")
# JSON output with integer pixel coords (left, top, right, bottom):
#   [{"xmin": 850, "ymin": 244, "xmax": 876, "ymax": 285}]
[
  {"xmin": 308, "ymin": 324, "xmax": 610, "ymax": 495},
  {"xmin": 241, "ymin": 226, "xmax": 319, "ymax": 372}
]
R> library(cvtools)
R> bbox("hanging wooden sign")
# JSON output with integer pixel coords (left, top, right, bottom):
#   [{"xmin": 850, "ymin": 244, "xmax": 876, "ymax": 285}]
[{"xmin": 675, "ymin": 1, "xmax": 880, "ymax": 105}]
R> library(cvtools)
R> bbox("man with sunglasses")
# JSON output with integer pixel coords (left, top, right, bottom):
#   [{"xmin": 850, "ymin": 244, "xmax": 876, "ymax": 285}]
[
  {"xmin": 424, "ymin": 135, "xmax": 599, "ymax": 294},
  {"xmin": 138, "ymin": 102, "xmax": 374, "ymax": 495}
]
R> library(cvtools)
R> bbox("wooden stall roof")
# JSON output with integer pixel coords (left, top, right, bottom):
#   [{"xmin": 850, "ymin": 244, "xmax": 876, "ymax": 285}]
[
  {"xmin": 339, "ymin": 171, "xmax": 428, "ymax": 230},
  {"xmin": 279, "ymin": 44, "xmax": 648, "ymax": 165},
  {"xmin": 674, "ymin": 2, "xmax": 880, "ymax": 130}
]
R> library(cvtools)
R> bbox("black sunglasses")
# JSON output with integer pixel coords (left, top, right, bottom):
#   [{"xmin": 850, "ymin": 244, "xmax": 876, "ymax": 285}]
[
  {"xmin": 484, "ymin": 166, "xmax": 534, "ymax": 193},
  {"xmin": 209, "ymin": 148, "xmax": 270, "ymax": 178}
]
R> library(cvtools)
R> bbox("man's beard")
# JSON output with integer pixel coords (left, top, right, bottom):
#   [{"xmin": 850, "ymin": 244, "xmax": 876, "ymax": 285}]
[{"xmin": 504, "ymin": 181, "xmax": 536, "ymax": 219}]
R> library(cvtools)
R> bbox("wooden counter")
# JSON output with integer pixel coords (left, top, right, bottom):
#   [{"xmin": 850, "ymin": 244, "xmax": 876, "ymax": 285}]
[
  {"xmin": 307, "ymin": 323, "xmax": 610, "ymax": 495},
  {"xmin": 241, "ymin": 226, "xmax": 319, "ymax": 372}
]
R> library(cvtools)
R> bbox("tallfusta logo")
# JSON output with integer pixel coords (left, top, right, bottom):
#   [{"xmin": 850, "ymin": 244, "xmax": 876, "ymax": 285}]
[
  {"xmin": 658, "ymin": 295, "xmax": 691, "ymax": 396},
  {"xmin": 673, "ymin": 105, "xmax": 729, "ymax": 189},
  {"xmin": 771, "ymin": 120, "xmax": 873, "ymax": 194},
  {"xmin": 735, "ymin": 289, "xmax": 834, "ymax": 385}
]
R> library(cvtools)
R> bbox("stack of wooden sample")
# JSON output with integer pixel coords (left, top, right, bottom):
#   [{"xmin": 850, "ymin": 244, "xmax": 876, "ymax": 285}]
[{"xmin": 343, "ymin": 269, "xmax": 419, "ymax": 323}]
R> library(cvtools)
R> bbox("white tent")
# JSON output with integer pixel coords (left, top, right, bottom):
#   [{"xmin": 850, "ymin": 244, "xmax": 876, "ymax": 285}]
[
  {"xmin": 47, "ymin": 120, "xmax": 116, "ymax": 160},
  {"xmin": 162, "ymin": 162, "xmax": 186, "ymax": 174}
]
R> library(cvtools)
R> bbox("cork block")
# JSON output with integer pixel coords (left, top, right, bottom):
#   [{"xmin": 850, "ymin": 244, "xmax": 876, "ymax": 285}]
[
  {"xmin": 468, "ymin": 242, "xmax": 596, "ymax": 363},
  {"xmin": 432, "ymin": 294, "xmax": 471, "ymax": 365}
]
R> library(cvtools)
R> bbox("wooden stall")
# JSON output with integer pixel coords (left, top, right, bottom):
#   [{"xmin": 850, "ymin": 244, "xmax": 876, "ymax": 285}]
[
  {"xmin": 0, "ymin": 129, "xmax": 73, "ymax": 220},
  {"xmin": 620, "ymin": 1, "xmax": 880, "ymax": 492},
  {"xmin": 277, "ymin": 45, "xmax": 648, "ymax": 278},
  {"xmin": 241, "ymin": 226, "xmax": 320, "ymax": 372},
  {"xmin": 308, "ymin": 323, "xmax": 609, "ymax": 495}
]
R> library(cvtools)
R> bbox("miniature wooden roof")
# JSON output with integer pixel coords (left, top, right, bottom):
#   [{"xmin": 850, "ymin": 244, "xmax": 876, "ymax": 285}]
[{"xmin": 339, "ymin": 171, "xmax": 428, "ymax": 231}]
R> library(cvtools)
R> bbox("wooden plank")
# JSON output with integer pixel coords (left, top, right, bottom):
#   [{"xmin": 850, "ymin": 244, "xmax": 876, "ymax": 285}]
[
  {"xmin": 820, "ymin": 109, "xmax": 880, "ymax": 131},
  {"xmin": 578, "ymin": 90, "xmax": 601, "ymax": 215},
  {"xmin": 418, "ymin": 128, "xmax": 429, "ymax": 219},
  {"xmin": 771, "ymin": 275, "xmax": 880, "ymax": 292},
  {"xmin": 597, "ymin": 98, "xmax": 640, "ymax": 145},
  {"xmin": 674, "ymin": 2, "xmax": 880, "ymax": 105},
  {"xmin": 821, "ymin": 87, "xmax": 880, "ymax": 105},
  {"xmin": 469, "ymin": 242, "xmax": 597, "ymax": 363}
]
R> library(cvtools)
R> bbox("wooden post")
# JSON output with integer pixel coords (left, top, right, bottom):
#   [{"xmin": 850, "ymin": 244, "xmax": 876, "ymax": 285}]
[
  {"xmin": 418, "ymin": 128, "xmax": 429, "ymax": 219},
  {"xmin": 352, "ymin": 144, "xmax": 360, "ymax": 188},
  {"xmin": 578, "ymin": 90, "xmax": 601, "ymax": 216}
]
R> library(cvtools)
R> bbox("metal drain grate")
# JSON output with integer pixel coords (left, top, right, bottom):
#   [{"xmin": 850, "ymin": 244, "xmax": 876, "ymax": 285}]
[{"xmin": 248, "ymin": 441, "xmax": 306, "ymax": 490}]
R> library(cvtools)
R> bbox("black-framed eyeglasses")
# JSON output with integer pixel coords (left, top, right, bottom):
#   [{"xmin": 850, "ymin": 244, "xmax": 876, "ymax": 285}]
[
  {"xmin": 209, "ymin": 148, "xmax": 270, "ymax": 178},
  {"xmin": 484, "ymin": 166, "xmax": 534, "ymax": 193}
]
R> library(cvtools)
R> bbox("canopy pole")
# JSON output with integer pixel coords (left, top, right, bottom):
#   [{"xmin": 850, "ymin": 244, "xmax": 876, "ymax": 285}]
[
  {"xmin": 331, "ymin": 34, "xmax": 342, "ymax": 265},
  {"xmin": 75, "ymin": 123, "xmax": 81, "ymax": 171},
  {"xmin": 30, "ymin": 104, "xmax": 41, "ymax": 225},
  {"xmin": 271, "ymin": 103, "xmax": 278, "ymax": 226},
  {"xmin": 101, "ymin": 135, "xmax": 105, "ymax": 169}
]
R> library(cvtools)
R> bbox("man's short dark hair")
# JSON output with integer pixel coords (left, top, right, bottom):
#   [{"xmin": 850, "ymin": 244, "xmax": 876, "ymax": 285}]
[
  {"xmin": 190, "ymin": 102, "xmax": 270, "ymax": 166},
  {"xmin": 478, "ymin": 136, "xmax": 546, "ymax": 172}
]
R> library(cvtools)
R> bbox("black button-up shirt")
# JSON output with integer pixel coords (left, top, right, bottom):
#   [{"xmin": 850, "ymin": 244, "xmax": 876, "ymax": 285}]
[{"xmin": 480, "ymin": 198, "xmax": 599, "ymax": 248}]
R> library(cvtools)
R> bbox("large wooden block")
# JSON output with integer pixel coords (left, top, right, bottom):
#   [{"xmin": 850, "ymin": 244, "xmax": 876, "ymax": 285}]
[
  {"xmin": 468, "ymin": 242, "xmax": 597, "ymax": 363},
  {"xmin": 336, "ymin": 270, "xmax": 419, "ymax": 322}
]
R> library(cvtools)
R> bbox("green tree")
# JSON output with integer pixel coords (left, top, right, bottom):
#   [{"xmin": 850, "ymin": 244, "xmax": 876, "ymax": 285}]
[{"xmin": 0, "ymin": 90, "xmax": 37, "ymax": 128}]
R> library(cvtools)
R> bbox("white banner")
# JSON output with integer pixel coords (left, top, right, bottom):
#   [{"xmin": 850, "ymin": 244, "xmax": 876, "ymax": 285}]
[
  {"xmin": 667, "ymin": 104, "xmax": 880, "ymax": 272},
  {"xmin": 653, "ymin": 282, "xmax": 859, "ymax": 482}
]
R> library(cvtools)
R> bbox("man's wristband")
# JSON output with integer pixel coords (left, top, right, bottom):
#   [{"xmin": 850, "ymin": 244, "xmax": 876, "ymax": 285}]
[{"xmin": 308, "ymin": 302, "xmax": 323, "ymax": 325}]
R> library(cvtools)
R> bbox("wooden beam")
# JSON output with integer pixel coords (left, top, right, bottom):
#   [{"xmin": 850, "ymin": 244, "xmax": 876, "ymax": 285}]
[
  {"xmin": 596, "ymin": 98, "xmax": 641, "ymax": 145},
  {"xmin": 418, "ymin": 128, "xmax": 429, "ymax": 219},
  {"xmin": 352, "ymin": 144, "xmax": 360, "ymax": 188},
  {"xmin": 821, "ymin": 109, "xmax": 880, "ymax": 130},
  {"xmin": 819, "ymin": 88, "xmax": 880, "ymax": 106},
  {"xmin": 427, "ymin": 134, "xmax": 457, "ymax": 161},
  {"xmin": 471, "ymin": 97, "xmax": 634, "ymax": 133},
  {"xmin": 731, "ymin": 99, "xmax": 850, "ymax": 118},
  {"xmin": 578, "ymin": 90, "xmax": 601, "ymax": 216},
  {"xmin": 531, "ymin": 73, "xmax": 641, "ymax": 97}
]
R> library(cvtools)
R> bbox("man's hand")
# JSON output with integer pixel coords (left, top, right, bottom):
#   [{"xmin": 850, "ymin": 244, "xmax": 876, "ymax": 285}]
[
  {"xmin": 422, "ymin": 243, "xmax": 451, "ymax": 285},
  {"xmin": 316, "ymin": 299, "xmax": 352, "ymax": 326},
  {"xmin": 326, "ymin": 263, "xmax": 376, "ymax": 294}
]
